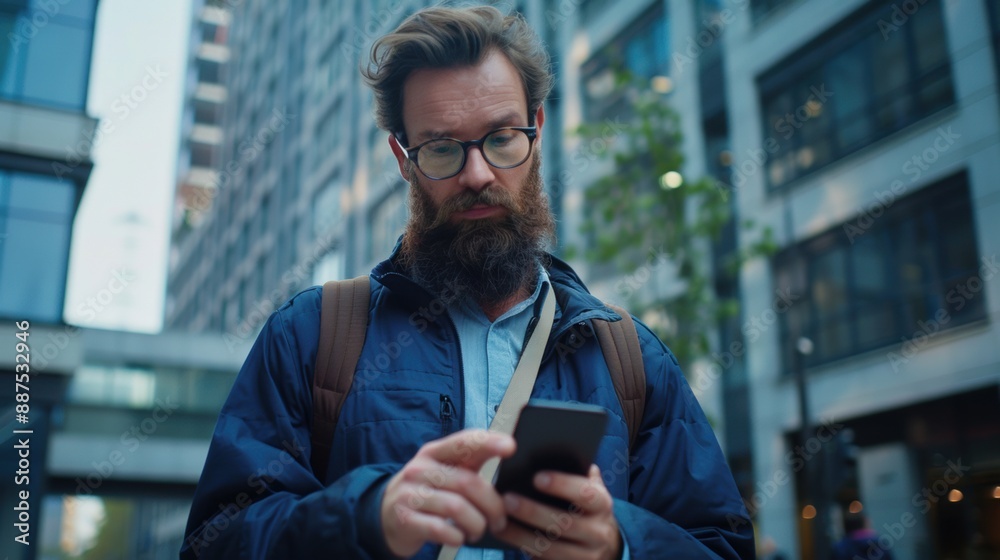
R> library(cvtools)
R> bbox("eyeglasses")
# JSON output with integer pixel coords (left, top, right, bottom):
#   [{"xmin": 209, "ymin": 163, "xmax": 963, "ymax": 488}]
[{"xmin": 396, "ymin": 127, "xmax": 537, "ymax": 180}]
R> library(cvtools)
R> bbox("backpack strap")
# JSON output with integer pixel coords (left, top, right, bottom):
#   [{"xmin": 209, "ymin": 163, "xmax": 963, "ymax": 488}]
[
  {"xmin": 310, "ymin": 276, "xmax": 371, "ymax": 481},
  {"xmin": 593, "ymin": 304, "xmax": 646, "ymax": 451}
]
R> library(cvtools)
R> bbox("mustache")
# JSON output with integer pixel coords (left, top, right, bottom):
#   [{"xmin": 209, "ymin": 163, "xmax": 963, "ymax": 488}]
[{"xmin": 428, "ymin": 188, "xmax": 519, "ymax": 229}]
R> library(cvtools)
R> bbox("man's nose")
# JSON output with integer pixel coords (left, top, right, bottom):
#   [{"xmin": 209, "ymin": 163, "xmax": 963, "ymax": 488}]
[{"xmin": 456, "ymin": 146, "xmax": 495, "ymax": 191}]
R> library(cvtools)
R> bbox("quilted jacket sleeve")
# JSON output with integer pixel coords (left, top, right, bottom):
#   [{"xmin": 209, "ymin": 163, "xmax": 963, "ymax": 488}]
[
  {"xmin": 179, "ymin": 290, "xmax": 398, "ymax": 559},
  {"xmin": 614, "ymin": 319, "xmax": 755, "ymax": 559}
]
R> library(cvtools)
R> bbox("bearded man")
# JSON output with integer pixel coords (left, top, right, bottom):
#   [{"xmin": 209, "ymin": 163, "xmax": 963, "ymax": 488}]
[{"xmin": 182, "ymin": 6, "xmax": 752, "ymax": 560}]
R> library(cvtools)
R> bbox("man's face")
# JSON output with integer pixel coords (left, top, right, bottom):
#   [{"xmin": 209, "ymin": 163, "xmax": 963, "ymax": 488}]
[
  {"xmin": 389, "ymin": 49, "xmax": 554, "ymax": 303},
  {"xmin": 391, "ymin": 49, "xmax": 543, "ymax": 216}
]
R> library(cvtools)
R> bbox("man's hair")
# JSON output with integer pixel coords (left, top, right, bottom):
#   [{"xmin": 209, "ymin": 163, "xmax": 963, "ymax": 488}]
[{"xmin": 362, "ymin": 6, "xmax": 553, "ymax": 139}]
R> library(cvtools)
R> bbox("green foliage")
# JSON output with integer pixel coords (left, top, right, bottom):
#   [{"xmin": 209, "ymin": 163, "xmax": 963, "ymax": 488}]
[{"xmin": 574, "ymin": 73, "xmax": 775, "ymax": 372}]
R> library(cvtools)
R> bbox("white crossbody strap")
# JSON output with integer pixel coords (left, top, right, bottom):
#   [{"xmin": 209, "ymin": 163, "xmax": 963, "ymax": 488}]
[{"xmin": 437, "ymin": 288, "xmax": 556, "ymax": 560}]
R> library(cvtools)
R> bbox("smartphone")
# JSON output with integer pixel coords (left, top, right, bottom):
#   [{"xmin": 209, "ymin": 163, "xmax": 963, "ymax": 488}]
[{"xmin": 470, "ymin": 399, "xmax": 608, "ymax": 549}]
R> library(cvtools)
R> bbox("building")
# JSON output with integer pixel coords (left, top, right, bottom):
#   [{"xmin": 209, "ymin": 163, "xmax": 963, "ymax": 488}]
[
  {"xmin": 36, "ymin": 328, "xmax": 249, "ymax": 560},
  {"xmin": 170, "ymin": 0, "xmax": 232, "ymax": 245},
  {"xmin": 0, "ymin": 0, "xmax": 98, "ymax": 325},
  {"xmin": 164, "ymin": 0, "xmax": 1000, "ymax": 557},
  {"xmin": 0, "ymin": 0, "xmax": 101, "ymax": 558},
  {"xmin": 722, "ymin": 0, "xmax": 1000, "ymax": 558},
  {"xmin": 1, "ymin": 2, "xmax": 253, "ymax": 559}
]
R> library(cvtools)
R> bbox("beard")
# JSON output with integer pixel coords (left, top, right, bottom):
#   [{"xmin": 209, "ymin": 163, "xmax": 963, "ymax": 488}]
[{"xmin": 399, "ymin": 154, "xmax": 556, "ymax": 306}]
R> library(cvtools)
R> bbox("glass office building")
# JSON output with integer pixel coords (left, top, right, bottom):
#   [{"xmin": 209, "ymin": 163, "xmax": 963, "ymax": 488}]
[{"xmin": 0, "ymin": 1, "xmax": 100, "ymax": 559}]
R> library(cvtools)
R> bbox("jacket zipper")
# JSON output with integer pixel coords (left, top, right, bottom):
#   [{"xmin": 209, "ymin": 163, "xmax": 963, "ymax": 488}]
[
  {"xmin": 439, "ymin": 394, "xmax": 455, "ymax": 435},
  {"xmin": 443, "ymin": 314, "xmax": 465, "ymax": 431}
]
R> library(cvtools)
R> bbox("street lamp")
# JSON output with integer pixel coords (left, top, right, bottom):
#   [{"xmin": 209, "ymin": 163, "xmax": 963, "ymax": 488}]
[{"xmin": 792, "ymin": 335, "xmax": 829, "ymax": 559}]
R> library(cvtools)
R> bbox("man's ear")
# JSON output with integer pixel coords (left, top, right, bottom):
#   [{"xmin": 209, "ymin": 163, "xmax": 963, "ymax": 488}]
[
  {"xmin": 388, "ymin": 133, "xmax": 409, "ymax": 181},
  {"xmin": 534, "ymin": 105, "xmax": 545, "ymax": 149}
]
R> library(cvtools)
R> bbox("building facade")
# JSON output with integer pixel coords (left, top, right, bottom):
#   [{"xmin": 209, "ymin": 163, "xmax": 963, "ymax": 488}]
[
  {"xmin": 170, "ymin": 0, "xmax": 232, "ymax": 245},
  {"xmin": 723, "ymin": 0, "xmax": 1000, "ymax": 558},
  {"xmin": 36, "ymin": 328, "xmax": 249, "ymax": 560},
  {"xmin": 0, "ymin": 0, "xmax": 100, "ymax": 558}
]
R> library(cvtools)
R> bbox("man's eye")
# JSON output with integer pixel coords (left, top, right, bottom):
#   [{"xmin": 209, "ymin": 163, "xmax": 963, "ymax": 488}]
[
  {"xmin": 426, "ymin": 143, "xmax": 458, "ymax": 156},
  {"xmin": 488, "ymin": 134, "xmax": 514, "ymax": 147}
]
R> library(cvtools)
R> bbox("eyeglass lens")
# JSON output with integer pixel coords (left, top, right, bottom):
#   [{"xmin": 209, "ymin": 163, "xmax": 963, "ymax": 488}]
[{"xmin": 417, "ymin": 129, "xmax": 531, "ymax": 178}]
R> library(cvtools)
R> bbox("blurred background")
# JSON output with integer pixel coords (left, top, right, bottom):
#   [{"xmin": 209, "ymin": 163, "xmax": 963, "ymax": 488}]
[{"xmin": 0, "ymin": 0, "xmax": 998, "ymax": 558}]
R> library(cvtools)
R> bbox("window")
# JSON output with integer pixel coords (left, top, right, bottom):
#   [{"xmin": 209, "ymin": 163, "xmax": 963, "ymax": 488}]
[
  {"xmin": 581, "ymin": 4, "xmax": 669, "ymax": 123},
  {"xmin": 774, "ymin": 172, "xmax": 984, "ymax": 370},
  {"xmin": 190, "ymin": 142, "xmax": 216, "ymax": 168},
  {"xmin": 758, "ymin": 0, "xmax": 953, "ymax": 191},
  {"xmin": 0, "ymin": 171, "xmax": 77, "ymax": 323},
  {"xmin": 200, "ymin": 58, "xmax": 223, "ymax": 85},
  {"xmin": 202, "ymin": 20, "xmax": 223, "ymax": 44},
  {"xmin": 194, "ymin": 97, "xmax": 221, "ymax": 125},
  {"xmin": 0, "ymin": 0, "xmax": 96, "ymax": 110}
]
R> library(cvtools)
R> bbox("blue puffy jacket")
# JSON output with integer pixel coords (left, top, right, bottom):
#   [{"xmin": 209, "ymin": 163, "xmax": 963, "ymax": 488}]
[{"xmin": 181, "ymin": 251, "xmax": 754, "ymax": 559}]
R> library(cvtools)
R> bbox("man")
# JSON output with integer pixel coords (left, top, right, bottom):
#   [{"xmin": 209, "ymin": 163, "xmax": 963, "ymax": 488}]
[
  {"xmin": 181, "ymin": 6, "xmax": 752, "ymax": 559},
  {"xmin": 830, "ymin": 512, "xmax": 895, "ymax": 560}
]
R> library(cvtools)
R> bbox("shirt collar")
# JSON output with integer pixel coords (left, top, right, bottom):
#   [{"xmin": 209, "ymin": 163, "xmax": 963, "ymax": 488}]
[{"xmin": 454, "ymin": 263, "xmax": 551, "ymax": 326}]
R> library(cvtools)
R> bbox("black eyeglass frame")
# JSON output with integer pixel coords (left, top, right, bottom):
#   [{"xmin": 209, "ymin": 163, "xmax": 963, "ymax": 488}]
[{"xmin": 395, "ymin": 126, "xmax": 538, "ymax": 180}]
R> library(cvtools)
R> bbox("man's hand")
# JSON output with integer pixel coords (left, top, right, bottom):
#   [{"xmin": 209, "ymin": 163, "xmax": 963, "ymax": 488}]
[
  {"xmin": 380, "ymin": 430, "xmax": 515, "ymax": 557},
  {"xmin": 494, "ymin": 464, "xmax": 622, "ymax": 560}
]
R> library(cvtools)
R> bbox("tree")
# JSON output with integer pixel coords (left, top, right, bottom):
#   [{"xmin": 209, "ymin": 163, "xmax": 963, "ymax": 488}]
[{"xmin": 570, "ymin": 71, "xmax": 775, "ymax": 372}]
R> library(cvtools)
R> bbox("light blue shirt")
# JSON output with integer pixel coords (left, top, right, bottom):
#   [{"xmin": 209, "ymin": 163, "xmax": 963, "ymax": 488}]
[{"xmin": 448, "ymin": 269, "xmax": 629, "ymax": 560}]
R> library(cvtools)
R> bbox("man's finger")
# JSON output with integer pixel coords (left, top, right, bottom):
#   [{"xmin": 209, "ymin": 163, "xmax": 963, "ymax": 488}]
[
  {"xmin": 393, "ymin": 506, "xmax": 466, "ymax": 548},
  {"xmin": 532, "ymin": 466, "xmax": 613, "ymax": 514},
  {"xmin": 420, "ymin": 466, "xmax": 509, "ymax": 533},
  {"xmin": 408, "ymin": 486, "xmax": 489, "ymax": 542},
  {"xmin": 419, "ymin": 429, "xmax": 515, "ymax": 469}
]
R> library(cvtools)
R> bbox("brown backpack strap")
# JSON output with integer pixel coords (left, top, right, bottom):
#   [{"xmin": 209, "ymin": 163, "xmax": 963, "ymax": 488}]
[
  {"xmin": 310, "ymin": 276, "xmax": 371, "ymax": 482},
  {"xmin": 594, "ymin": 304, "xmax": 646, "ymax": 450}
]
